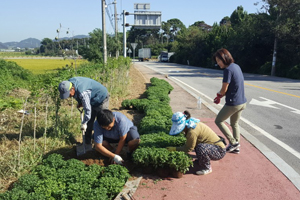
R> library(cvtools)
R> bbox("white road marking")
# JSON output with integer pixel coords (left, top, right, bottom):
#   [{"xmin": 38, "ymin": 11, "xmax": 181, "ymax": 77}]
[
  {"xmin": 250, "ymin": 97, "xmax": 300, "ymax": 115},
  {"xmin": 249, "ymin": 98, "xmax": 280, "ymax": 109}
]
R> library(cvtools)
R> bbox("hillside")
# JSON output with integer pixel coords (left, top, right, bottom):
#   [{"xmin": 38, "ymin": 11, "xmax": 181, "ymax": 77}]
[
  {"xmin": 3, "ymin": 38, "xmax": 40, "ymax": 49},
  {"xmin": 1, "ymin": 35, "xmax": 89, "ymax": 49},
  {"xmin": 0, "ymin": 42, "xmax": 8, "ymax": 49}
]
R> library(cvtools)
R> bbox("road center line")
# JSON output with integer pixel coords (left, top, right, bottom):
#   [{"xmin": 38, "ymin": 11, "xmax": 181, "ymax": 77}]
[{"xmin": 245, "ymin": 83, "xmax": 300, "ymax": 98}]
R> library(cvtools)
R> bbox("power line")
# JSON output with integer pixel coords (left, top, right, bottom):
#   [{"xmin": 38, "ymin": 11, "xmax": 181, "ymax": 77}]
[{"xmin": 105, "ymin": 0, "xmax": 115, "ymax": 33}]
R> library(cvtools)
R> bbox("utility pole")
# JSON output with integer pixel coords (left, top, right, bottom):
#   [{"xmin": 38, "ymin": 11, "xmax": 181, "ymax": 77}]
[
  {"xmin": 102, "ymin": 0, "xmax": 107, "ymax": 64},
  {"xmin": 271, "ymin": 38, "xmax": 277, "ymax": 76},
  {"xmin": 114, "ymin": 1, "xmax": 119, "ymax": 58},
  {"xmin": 123, "ymin": 10, "xmax": 126, "ymax": 57},
  {"xmin": 271, "ymin": 8, "xmax": 281, "ymax": 76}
]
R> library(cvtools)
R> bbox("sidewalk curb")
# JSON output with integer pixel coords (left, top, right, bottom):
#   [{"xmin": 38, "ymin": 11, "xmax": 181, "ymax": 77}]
[{"xmin": 114, "ymin": 176, "xmax": 143, "ymax": 200}]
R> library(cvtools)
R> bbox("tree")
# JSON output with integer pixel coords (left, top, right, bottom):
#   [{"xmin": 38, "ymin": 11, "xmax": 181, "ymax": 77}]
[
  {"xmin": 259, "ymin": 0, "xmax": 300, "ymax": 76},
  {"xmin": 190, "ymin": 21, "xmax": 212, "ymax": 31},
  {"xmin": 80, "ymin": 29, "xmax": 103, "ymax": 62},
  {"xmin": 230, "ymin": 6, "xmax": 248, "ymax": 27},
  {"xmin": 40, "ymin": 38, "xmax": 54, "ymax": 55},
  {"xmin": 161, "ymin": 19, "xmax": 186, "ymax": 43}
]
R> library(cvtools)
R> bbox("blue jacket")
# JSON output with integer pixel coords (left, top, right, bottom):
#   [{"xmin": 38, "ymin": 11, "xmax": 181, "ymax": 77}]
[{"xmin": 69, "ymin": 77, "xmax": 108, "ymax": 107}]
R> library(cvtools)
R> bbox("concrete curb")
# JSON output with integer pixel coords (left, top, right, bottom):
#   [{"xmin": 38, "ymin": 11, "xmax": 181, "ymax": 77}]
[{"xmin": 114, "ymin": 176, "xmax": 143, "ymax": 200}]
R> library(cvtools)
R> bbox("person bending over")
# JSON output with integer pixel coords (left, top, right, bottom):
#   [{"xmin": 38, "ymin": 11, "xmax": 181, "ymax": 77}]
[
  {"xmin": 167, "ymin": 111, "xmax": 226, "ymax": 175},
  {"xmin": 93, "ymin": 109, "xmax": 140, "ymax": 164},
  {"xmin": 58, "ymin": 77, "xmax": 109, "ymax": 145}
]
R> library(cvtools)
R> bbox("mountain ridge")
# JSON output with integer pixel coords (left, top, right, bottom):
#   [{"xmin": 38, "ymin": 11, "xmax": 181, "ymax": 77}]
[{"xmin": 1, "ymin": 35, "xmax": 89, "ymax": 49}]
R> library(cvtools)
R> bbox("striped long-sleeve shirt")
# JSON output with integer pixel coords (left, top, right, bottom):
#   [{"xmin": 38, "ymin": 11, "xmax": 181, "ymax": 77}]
[{"xmin": 75, "ymin": 90, "xmax": 92, "ymax": 124}]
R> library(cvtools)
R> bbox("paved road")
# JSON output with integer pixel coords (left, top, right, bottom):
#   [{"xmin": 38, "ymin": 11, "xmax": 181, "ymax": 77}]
[{"xmin": 135, "ymin": 61, "xmax": 300, "ymax": 177}]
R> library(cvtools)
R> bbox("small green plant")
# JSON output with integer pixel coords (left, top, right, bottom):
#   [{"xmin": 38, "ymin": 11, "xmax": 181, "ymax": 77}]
[
  {"xmin": 0, "ymin": 153, "xmax": 130, "ymax": 200},
  {"xmin": 168, "ymin": 151, "xmax": 193, "ymax": 173},
  {"xmin": 153, "ymin": 179, "xmax": 162, "ymax": 184},
  {"xmin": 140, "ymin": 132, "xmax": 186, "ymax": 148}
]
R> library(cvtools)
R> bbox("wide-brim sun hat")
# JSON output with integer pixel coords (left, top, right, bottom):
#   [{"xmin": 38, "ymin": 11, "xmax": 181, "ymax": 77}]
[
  {"xmin": 169, "ymin": 112, "xmax": 186, "ymax": 136},
  {"xmin": 58, "ymin": 81, "xmax": 72, "ymax": 99}
]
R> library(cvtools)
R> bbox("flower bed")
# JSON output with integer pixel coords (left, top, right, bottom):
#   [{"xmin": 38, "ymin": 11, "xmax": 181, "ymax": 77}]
[
  {"xmin": 122, "ymin": 77, "xmax": 193, "ymax": 177},
  {"xmin": 0, "ymin": 154, "xmax": 130, "ymax": 200}
]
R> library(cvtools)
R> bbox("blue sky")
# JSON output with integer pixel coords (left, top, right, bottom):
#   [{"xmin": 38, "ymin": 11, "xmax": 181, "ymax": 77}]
[{"xmin": 0, "ymin": 0, "xmax": 262, "ymax": 43}]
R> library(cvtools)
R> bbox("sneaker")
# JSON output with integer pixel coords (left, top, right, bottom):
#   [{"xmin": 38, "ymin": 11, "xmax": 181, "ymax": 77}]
[
  {"xmin": 226, "ymin": 142, "xmax": 240, "ymax": 152},
  {"xmin": 230, "ymin": 148, "xmax": 240, "ymax": 154},
  {"xmin": 196, "ymin": 167, "xmax": 212, "ymax": 175}
]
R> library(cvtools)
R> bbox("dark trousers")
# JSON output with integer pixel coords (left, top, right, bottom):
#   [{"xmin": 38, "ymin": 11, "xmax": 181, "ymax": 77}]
[{"xmin": 85, "ymin": 95, "xmax": 109, "ymax": 144}]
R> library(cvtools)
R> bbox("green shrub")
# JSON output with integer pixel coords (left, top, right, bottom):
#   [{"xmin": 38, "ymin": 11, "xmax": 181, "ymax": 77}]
[
  {"xmin": 2, "ymin": 153, "xmax": 130, "ymax": 200},
  {"xmin": 168, "ymin": 151, "xmax": 193, "ymax": 173},
  {"xmin": 122, "ymin": 77, "xmax": 193, "ymax": 174},
  {"xmin": 258, "ymin": 61, "xmax": 271, "ymax": 75},
  {"xmin": 287, "ymin": 65, "xmax": 300, "ymax": 79},
  {"xmin": 0, "ymin": 59, "xmax": 33, "ymax": 96},
  {"xmin": 140, "ymin": 132, "xmax": 186, "ymax": 148},
  {"xmin": 103, "ymin": 164, "xmax": 131, "ymax": 183},
  {"xmin": 98, "ymin": 177, "xmax": 124, "ymax": 198},
  {"xmin": 133, "ymin": 147, "xmax": 193, "ymax": 172}
]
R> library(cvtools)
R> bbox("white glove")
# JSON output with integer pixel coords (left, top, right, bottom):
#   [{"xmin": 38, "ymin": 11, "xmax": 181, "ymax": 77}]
[
  {"xmin": 80, "ymin": 123, "xmax": 87, "ymax": 132},
  {"xmin": 113, "ymin": 155, "xmax": 124, "ymax": 165}
]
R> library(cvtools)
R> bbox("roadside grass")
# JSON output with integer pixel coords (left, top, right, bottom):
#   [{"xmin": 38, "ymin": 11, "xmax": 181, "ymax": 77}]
[
  {"xmin": 0, "ymin": 135, "xmax": 74, "ymax": 192},
  {"xmin": 4, "ymin": 58, "xmax": 87, "ymax": 74},
  {"xmin": 0, "ymin": 57, "xmax": 132, "ymax": 193}
]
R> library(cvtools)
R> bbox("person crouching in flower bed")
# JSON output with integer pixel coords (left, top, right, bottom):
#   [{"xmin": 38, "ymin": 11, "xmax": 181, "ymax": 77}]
[
  {"xmin": 93, "ymin": 109, "xmax": 140, "ymax": 164},
  {"xmin": 166, "ymin": 110, "xmax": 226, "ymax": 175}
]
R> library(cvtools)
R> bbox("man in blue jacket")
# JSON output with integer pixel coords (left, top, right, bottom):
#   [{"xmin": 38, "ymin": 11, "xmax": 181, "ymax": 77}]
[{"xmin": 58, "ymin": 77, "xmax": 109, "ymax": 144}]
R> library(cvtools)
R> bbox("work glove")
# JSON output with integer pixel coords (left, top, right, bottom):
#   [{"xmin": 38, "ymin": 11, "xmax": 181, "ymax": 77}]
[
  {"xmin": 166, "ymin": 147, "xmax": 176, "ymax": 152},
  {"xmin": 217, "ymin": 93, "xmax": 224, "ymax": 98},
  {"xmin": 214, "ymin": 96, "xmax": 221, "ymax": 104},
  {"xmin": 113, "ymin": 155, "xmax": 124, "ymax": 165},
  {"xmin": 80, "ymin": 123, "xmax": 87, "ymax": 132},
  {"xmin": 214, "ymin": 93, "xmax": 224, "ymax": 104}
]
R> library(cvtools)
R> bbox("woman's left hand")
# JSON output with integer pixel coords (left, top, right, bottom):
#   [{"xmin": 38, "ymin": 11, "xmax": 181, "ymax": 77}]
[{"xmin": 166, "ymin": 147, "xmax": 176, "ymax": 152}]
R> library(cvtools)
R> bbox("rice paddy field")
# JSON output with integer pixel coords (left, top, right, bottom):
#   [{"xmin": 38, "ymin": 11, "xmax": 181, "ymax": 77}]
[{"xmin": 4, "ymin": 58, "xmax": 87, "ymax": 74}]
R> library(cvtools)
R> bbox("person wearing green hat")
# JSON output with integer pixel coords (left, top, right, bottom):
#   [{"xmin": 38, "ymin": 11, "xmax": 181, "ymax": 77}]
[
  {"xmin": 167, "ymin": 110, "xmax": 226, "ymax": 175},
  {"xmin": 58, "ymin": 77, "xmax": 109, "ymax": 144}
]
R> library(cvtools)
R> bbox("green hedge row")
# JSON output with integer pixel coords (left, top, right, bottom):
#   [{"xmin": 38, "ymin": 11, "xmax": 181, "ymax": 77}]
[
  {"xmin": 0, "ymin": 154, "xmax": 130, "ymax": 200},
  {"xmin": 122, "ymin": 77, "xmax": 193, "ymax": 173}
]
